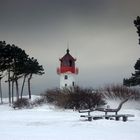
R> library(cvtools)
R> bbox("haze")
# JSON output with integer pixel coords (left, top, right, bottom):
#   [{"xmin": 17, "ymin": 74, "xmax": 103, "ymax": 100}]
[{"xmin": 0, "ymin": 0, "xmax": 140, "ymax": 95}]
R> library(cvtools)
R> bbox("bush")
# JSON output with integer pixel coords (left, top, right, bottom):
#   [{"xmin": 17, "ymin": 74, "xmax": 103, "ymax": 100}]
[
  {"xmin": 32, "ymin": 97, "xmax": 46, "ymax": 107},
  {"xmin": 12, "ymin": 98, "xmax": 31, "ymax": 109},
  {"xmin": 41, "ymin": 88, "xmax": 69, "ymax": 108},
  {"xmin": 43, "ymin": 88, "xmax": 62, "ymax": 103},
  {"xmin": 42, "ymin": 87, "xmax": 106, "ymax": 109},
  {"xmin": 101, "ymin": 84, "xmax": 140, "ymax": 100}
]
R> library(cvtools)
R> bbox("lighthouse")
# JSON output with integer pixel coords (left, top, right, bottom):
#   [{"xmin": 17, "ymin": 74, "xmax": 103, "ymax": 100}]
[{"xmin": 57, "ymin": 49, "xmax": 79, "ymax": 89}]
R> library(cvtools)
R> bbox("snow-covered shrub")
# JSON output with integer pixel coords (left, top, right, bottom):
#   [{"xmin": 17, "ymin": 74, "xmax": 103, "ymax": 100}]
[{"xmin": 12, "ymin": 98, "xmax": 31, "ymax": 109}]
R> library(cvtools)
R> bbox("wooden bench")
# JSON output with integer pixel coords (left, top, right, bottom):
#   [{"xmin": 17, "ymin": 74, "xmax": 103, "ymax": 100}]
[
  {"xmin": 80, "ymin": 114, "xmax": 134, "ymax": 122},
  {"xmin": 79, "ymin": 97, "xmax": 135, "ymax": 122},
  {"xmin": 93, "ymin": 97, "xmax": 130, "ymax": 115}
]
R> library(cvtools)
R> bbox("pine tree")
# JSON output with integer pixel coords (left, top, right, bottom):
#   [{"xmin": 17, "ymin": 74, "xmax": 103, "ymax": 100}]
[
  {"xmin": 123, "ymin": 17, "xmax": 140, "ymax": 87},
  {"xmin": 123, "ymin": 59, "xmax": 140, "ymax": 86},
  {"xmin": 0, "ymin": 41, "xmax": 44, "ymax": 103},
  {"xmin": 134, "ymin": 16, "xmax": 140, "ymax": 44},
  {"xmin": 20, "ymin": 57, "xmax": 44, "ymax": 99}
]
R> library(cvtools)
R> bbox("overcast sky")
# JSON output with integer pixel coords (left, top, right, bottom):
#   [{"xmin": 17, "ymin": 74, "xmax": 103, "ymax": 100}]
[{"xmin": 0, "ymin": 0, "xmax": 140, "ymax": 95}]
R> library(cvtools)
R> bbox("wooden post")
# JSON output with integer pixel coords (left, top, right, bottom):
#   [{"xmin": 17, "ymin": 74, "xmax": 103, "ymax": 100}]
[
  {"xmin": 123, "ymin": 116, "xmax": 127, "ymax": 122},
  {"xmin": 105, "ymin": 116, "xmax": 109, "ymax": 120},
  {"xmin": 115, "ymin": 116, "xmax": 120, "ymax": 121},
  {"xmin": 88, "ymin": 116, "xmax": 92, "ymax": 121}
]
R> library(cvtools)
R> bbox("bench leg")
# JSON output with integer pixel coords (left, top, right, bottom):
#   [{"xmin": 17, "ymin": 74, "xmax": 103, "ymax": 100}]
[
  {"xmin": 88, "ymin": 116, "xmax": 92, "ymax": 121},
  {"xmin": 115, "ymin": 116, "xmax": 120, "ymax": 121},
  {"xmin": 123, "ymin": 116, "xmax": 128, "ymax": 122},
  {"xmin": 105, "ymin": 117, "xmax": 109, "ymax": 120}
]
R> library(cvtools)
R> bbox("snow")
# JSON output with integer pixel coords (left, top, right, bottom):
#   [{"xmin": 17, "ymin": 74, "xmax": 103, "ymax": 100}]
[{"xmin": 0, "ymin": 98, "xmax": 140, "ymax": 140}]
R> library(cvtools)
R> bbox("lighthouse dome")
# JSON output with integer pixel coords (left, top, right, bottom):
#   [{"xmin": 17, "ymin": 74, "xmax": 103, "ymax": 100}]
[{"xmin": 60, "ymin": 49, "xmax": 76, "ymax": 67}]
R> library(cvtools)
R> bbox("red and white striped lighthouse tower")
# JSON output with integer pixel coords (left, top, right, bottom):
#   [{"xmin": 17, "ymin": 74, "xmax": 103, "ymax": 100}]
[{"xmin": 57, "ymin": 49, "xmax": 79, "ymax": 89}]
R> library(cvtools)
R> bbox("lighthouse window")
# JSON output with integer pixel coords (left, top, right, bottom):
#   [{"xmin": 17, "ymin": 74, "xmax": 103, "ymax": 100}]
[
  {"xmin": 64, "ymin": 75, "xmax": 68, "ymax": 79},
  {"xmin": 65, "ymin": 84, "xmax": 67, "ymax": 87},
  {"xmin": 72, "ymin": 82, "xmax": 75, "ymax": 86},
  {"xmin": 69, "ymin": 60, "xmax": 72, "ymax": 67}
]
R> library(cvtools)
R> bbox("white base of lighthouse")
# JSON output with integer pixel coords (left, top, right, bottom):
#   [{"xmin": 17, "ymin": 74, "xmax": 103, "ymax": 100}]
[{"xmin": 60, "ymin": 72, "xmax": 75, "ymax": 89}]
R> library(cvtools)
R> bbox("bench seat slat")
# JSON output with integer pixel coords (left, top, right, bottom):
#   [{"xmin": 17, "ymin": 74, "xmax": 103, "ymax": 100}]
[{"xmin": 81, "ymin": 114, "xmax": 134, "ymax": 117}]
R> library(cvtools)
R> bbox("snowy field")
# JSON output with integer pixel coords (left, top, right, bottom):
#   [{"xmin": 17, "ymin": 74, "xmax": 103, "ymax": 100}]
[{"xmin": 0, "ymin": 98, "xmax": 140, "ymax": 140}]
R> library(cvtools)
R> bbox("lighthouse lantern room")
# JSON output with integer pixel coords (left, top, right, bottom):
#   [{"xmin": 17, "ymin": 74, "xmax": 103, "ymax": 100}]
[{"xmin": 57, "ymin": 49, "xmax": 78, "ymax": 89}]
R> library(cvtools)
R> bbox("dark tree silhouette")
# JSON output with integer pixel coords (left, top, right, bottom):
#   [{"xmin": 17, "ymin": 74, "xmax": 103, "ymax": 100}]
[
  {"xmin": 0, "ymin": 43, "xmax": 28, "ymax": 103},
  {"xmin": 5, "ymin": 44, "xmax": 13, "ymax": 104},
  {"xmin": 0, "ymin": 41, "xmax": 7, "ymax": 103},
  {"xmin": 124, "ymin": 58, "xmax": 140, "ymax": 87},
  {"xmin": 0, "ymin": 73, "xmax": 4, "ymax": 103},
  {"xmin": 123, "ymin": 17, "xmax": 140, "ymax": 87},
  {"xmin": 134, "ymin": 16, "xmax": 140, "ymax": 44},
  {"xmin": 0, "ymin": 41, "xmax": 12, "ymax": 103},
  {"xmin": 20, "ymin": 57, "xmax": 44, "ymax": 99},
  {"xmin": 10, "ymin": 45, "xmax": 28, "ymax": 101},
  {"xmin": 0, "ymin": 41, "xmax": 44, "ymax": 103}
]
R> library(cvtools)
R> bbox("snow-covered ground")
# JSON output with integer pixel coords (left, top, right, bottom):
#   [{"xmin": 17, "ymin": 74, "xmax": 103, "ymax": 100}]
[{"xmin": 0, "ymin": 98, "xmax": 140, "ymax": 140}]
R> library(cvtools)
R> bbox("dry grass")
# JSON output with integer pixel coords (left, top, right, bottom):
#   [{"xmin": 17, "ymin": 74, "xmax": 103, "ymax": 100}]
[{"xmin": 100, "ymin": 84, "xmax": 140, "ymax": 100}]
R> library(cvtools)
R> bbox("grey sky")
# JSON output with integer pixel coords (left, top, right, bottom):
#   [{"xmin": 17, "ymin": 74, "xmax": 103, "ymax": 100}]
[{"xmin": 0, "ymin": 0, "xmax": 140, "ymax": 95}]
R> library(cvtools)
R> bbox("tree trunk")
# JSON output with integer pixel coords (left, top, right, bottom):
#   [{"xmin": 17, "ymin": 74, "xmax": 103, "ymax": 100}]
[
  {"xmin": 8, "ymin": 69, "xmax": 11, "ymax": 104},
  {"xmin": 11, "ymin": 80, "xmax": 14, "ymax": 103},
  {"xmin": 0, "ymin": 78, "xmax": 3, "ymax": 104},
  {"xmin": 28, "ymin": 74, "xmax": 32, "ymax": 99},
  {"xmin": 11, "ymin": 74, "xmax": 15, "ymax": 103},
  {"xmin": 15, "ymin": 79, "xmax": 19, "ymax": 100},
  {"xmin": 21, "ymin": 75, "xmax": 26, "ymax": 99}
]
